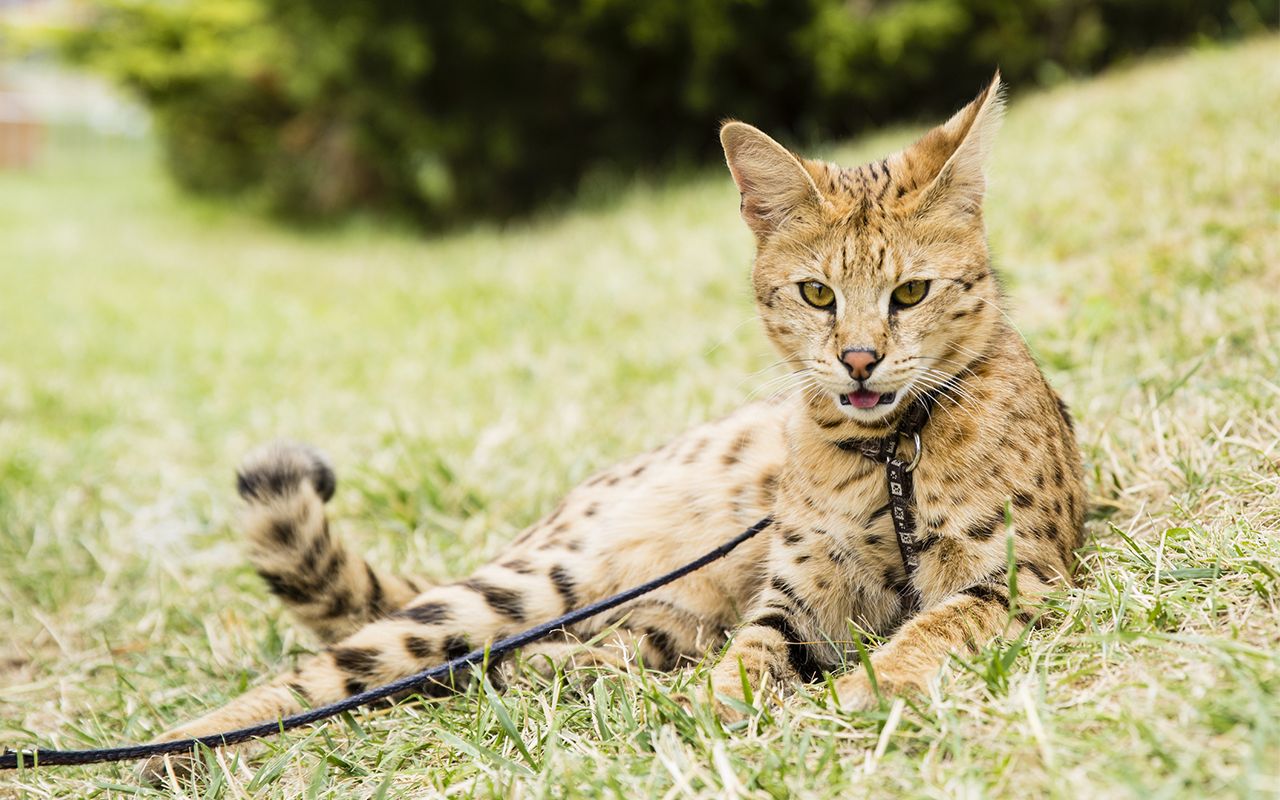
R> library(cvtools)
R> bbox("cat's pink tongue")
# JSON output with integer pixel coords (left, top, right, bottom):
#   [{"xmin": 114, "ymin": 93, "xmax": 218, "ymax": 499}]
[{"xmin": 847, "ymin": 389, "xmax": 882, "ymax": 409}]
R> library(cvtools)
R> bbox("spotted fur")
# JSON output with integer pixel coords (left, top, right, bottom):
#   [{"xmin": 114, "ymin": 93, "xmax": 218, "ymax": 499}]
[{"xmin": 140, "ymin": 74, "xmax": 1084, "ymax": 780}]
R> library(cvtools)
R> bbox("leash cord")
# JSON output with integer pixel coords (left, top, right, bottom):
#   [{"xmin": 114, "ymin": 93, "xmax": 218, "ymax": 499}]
[{"xmin": 1, "ymin": 517, "xmax": 773, "ymax": 770}]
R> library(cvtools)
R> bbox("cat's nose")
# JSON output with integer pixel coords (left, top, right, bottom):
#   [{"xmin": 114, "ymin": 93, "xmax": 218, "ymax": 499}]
[{"xmin": 840, "ymin": 348, "xmax": 879, "ymax": 380}]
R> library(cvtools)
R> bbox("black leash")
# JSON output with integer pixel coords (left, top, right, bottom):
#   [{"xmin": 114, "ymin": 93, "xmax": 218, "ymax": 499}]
[
  {"xmin": 1, "ymin": 517, "xmax": 775, "ymax": 770},
  {"xmin": 2, "ymin": 395, "xmax": 941, "ymax": 772},
  {"xmin": 837, "ymin": 398, "xmax": 934, "ymax": 613}
]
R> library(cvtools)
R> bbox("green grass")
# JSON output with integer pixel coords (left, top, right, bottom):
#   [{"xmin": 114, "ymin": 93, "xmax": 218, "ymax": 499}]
[{"xmin": 2, "ymin": 37, "xmax": 1279, "ymax": 799}]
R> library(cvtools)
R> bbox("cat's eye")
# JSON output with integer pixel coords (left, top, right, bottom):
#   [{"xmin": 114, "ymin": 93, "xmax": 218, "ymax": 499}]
[
  {"xmin": 799, "ymin": 281, "xmax": 836, "ymax": 309},
  {"xmin": 891, "ymin": 280, "xmax": 930, "ymax": 308}
]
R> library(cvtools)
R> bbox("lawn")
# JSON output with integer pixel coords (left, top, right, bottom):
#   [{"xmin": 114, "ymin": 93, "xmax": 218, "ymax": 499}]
[{"xmin": 2, "ymin": 36, "xmax": 1279, "ymax": 799}]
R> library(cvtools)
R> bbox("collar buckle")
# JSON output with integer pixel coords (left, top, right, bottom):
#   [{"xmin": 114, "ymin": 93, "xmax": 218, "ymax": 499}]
[{"xmin": 902, "ymin": 431, "xmax": 923, "ymax": 473}]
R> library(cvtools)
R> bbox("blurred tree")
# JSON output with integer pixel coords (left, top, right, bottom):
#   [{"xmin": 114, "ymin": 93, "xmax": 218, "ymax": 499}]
[{"xmin": 52, "ymin": 0, "xmax": 1274, "ymax": 226}]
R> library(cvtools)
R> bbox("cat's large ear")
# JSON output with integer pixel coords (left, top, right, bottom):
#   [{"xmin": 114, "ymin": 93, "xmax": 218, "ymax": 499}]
[
  {"xmin": 720, "ymin": 122, "xmax": 824, "ymax": 240},
  {"xmin": 902, "ymin": 72, "xmax": 1005, "ymax": 220}
]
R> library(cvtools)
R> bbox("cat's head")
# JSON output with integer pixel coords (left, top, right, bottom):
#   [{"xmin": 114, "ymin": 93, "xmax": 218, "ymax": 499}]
[{"xmin": 722, "ymin": 75, "xmax": 1005, "ymax": 431}]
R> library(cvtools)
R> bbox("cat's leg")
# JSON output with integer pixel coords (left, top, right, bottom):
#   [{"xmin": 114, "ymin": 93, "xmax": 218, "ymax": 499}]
[
  {"xmin": 513, "ymin": 596, "xmax": 725, "ymax": 682},
  {"xmin": 832, "ymin": 561, "xmax": 1054, "ymax": 710},
  {"xmin": 707, "ymin": 548, "xmax": 835, "ymax": 719},
  {"xmin": 706, "ymin": 618, "xmax": 818, "ymax": 720},
  {"xmin": 237, "ymin": 442, "xmax": 430, "ymax": 642}
]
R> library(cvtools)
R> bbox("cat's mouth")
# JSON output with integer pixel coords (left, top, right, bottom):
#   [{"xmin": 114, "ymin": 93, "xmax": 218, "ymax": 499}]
[{"xmin": 839, "ymin": 389, "xmax": 897, "ymax": 409}]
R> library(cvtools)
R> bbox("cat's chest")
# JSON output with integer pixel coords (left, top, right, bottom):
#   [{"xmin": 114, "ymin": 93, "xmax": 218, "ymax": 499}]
[
  {"xmin": 776, "ymin": 443, "xmax": 981, "ymax": 577},
  {"xmin": 782, "ymin": 449, "xmax": 884, "ymax": 513},
  {"xmin": 776, "ymin": 459, "xmax": 897, "ymax": 561}
]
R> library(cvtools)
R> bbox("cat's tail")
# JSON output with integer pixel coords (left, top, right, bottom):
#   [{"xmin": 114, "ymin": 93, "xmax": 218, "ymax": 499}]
[{"xmin": 235, "ymin": 441, "xmax": 428, "ymax": 642}]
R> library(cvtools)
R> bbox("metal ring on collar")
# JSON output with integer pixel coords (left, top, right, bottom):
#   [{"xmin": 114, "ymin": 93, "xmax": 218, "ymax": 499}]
[{"xmin": 904, "ymin": 431, "xmax": 923, "ymax": 472}]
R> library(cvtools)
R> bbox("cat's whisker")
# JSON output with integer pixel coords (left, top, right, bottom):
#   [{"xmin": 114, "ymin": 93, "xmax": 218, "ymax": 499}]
[
  {"xmin": 911, "ymin": 353, "xmax": 983, "ymax": 372},
  {"xmin": 740, "ymin": 370, "xmax": 800, "ymax": 395},
  {"xmin": 786, "ymin": 371, "xmax": 828, "ymax": 404},
  {"xmin": 751, "ymin": 368, "xmax": 824, "ymax": 403},
  {"xmin": 747, "ymin": 373, "xmax": 805, "ymax": 402},
  {"xmin": 907, "ymin": 353, "xmax": 990, "ymax": 384},
  {"xmin": 919, "ymin": 365, "xmax": 982, "ymax": 400},
  {"xmin": 703, "ymin": 315, "xmax": 764, "ymax": 358},
  {"xmin": 970, "ymin": 296, "xmax": 1032, "ymax": 345},
  {"xmin": 913, "ymin": 360, "xmax": 984, "ymax": 392},
  {"xmin": 926, "ymin": 388, "xmax": 983, "ymax": 428},
  {"xmin": 915, "ymin": 387, "xmax": 981, "ymax": 429},
  {"xmin": 739, "ymin": 357, "xmax": 822, "ymax": 396},
  {"xmin": 798, "ymin": 383, "xmax": 829, "ymax": 407},
  {"xmin": 917, "ymin": 368, "xmax": 984, "ymax": 410},
  {"xmin": 744, "ymin": 358, "xmax": 820, "ymax": 378},
  {"xmin": 949, "ymin": 343, "xmax": 988, "ymax": 362},
  {"xmin": 912, "ymin": 371, "xmax": 983, "ymax": 425},
  {"xmin": 779, "ymin": 383, "xmax": 818, "ymax": 406}
]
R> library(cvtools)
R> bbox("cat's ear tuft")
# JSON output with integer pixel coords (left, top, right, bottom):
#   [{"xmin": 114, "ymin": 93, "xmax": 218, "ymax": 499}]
[
  {"xmin": 903, "ymin": 71, "xmax": 1005, "ymax": 219},
  {"xmin": 720, "ymin": 121, "xmax": 823, "ymax": 240}
]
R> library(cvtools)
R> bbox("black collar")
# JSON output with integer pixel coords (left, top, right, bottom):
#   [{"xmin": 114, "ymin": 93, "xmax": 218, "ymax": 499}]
[{"xmin": 833, "ymin": 395, "xmax": 933, "ymax": 464}]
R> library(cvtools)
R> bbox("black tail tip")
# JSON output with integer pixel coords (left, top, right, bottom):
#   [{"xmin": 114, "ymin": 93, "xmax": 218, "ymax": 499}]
[{"xmin": 236, "ymin": 441, "xmax": 337, "ymax": 504}]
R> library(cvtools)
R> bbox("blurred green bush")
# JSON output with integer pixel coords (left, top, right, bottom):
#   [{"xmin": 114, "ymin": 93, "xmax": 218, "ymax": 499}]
[{"xmin": 55, "ymin": 0, "xmax": 1272, "ymax": 225}]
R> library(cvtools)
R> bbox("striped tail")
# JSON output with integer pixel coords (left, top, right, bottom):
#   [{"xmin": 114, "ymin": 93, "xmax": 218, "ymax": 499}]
[{"xmin": 236, "ymin": 441, "xmax": 427, "ymax": 642}]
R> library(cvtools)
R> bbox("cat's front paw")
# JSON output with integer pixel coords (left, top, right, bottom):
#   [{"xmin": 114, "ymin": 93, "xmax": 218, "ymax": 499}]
[
  {"xmin": 706, "ymin": 665, "xmax": 780, "ymax": 724},
  {"xmin": 501, "ymin": 641, "xmax": 630, "ymax": 693},
  {"xmin": 705, "ymin": 682, "xmax": 751, "ymax": 724},
  {"xmin": 832, "ymin": 671, "xmax": 879, "ymax": 711},
  {"xmin": 679, "ymin": 681, "xmax": 748, "ymax": 724},
  {"xmin": 832, "ymin": 667, "xmax": 925, "ymax": 712}
]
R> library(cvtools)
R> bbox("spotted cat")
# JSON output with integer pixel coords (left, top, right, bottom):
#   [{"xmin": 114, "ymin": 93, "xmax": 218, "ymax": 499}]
[{"xmin": 141, "ymin": 73, "xmax": 1084, "ymax": 779}]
